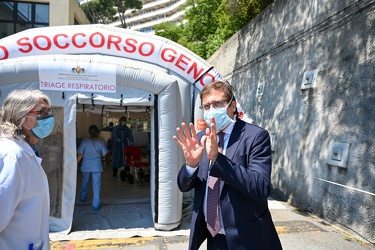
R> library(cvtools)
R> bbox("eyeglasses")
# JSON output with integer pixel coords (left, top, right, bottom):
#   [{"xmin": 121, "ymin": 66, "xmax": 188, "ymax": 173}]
[
  {"xmin": 199, "ymin": 100, "xmax": 229, "ymax": 111},
  {"xmin": 28, "ymin": 108, "xmax": 53, "ymax": 117}
]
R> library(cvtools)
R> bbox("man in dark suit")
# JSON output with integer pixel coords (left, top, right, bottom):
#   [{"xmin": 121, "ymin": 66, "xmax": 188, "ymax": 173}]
[{"xmin": 173, "ymin": 81, "xmax": 282, "ymax": 250}]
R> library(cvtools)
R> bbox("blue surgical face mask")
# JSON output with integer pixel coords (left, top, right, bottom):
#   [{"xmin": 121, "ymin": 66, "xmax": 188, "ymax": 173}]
[
  {"xmin": 29, "ymin": 116, "xmax": 55, "ymax": 139},
  {"xmin": 203, "ymin": 103, "xmax": 235, "ymax": 131},
  {"xmin": 121, "ymin": 122, "xmax": 126, "ymax": 126}
]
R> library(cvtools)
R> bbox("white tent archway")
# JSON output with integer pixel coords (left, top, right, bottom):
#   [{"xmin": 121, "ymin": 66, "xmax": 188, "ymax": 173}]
[{"xmin": 0, "ymin": 25, "xmax": 223, "ymax": 233}]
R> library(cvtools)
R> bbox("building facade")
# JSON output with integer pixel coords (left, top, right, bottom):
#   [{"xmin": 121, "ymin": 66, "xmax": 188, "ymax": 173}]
[
  {"xmin": 0, "ymin": 0, "xmax": 90, "ymax": 39},
  {"xmin": 109, "ymin": 0, "xmax": 186, "ymax": 33}
]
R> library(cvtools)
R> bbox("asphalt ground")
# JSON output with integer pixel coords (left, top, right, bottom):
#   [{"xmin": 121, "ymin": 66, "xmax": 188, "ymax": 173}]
[{"xmin": 50, "ymin": 198, "xmax": 375, "ymax": 250}]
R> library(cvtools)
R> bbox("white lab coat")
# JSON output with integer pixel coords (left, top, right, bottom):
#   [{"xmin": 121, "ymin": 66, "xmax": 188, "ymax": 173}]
[{"xmin": 0, "ymin": 136, "xmax": 50, "ymax": 250}]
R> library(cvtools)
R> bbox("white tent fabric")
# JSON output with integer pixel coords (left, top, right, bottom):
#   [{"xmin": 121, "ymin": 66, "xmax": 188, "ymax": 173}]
[
  {"xmin": 0, "ymin": 25, "xmax": 224, "ymax": 233},
  {"xmin": 0, "ymin": 24, "xmax": 222, "ymax": 88}
]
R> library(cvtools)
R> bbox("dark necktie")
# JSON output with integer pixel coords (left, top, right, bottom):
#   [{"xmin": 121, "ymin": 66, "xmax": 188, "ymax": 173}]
[{"xmin": 207, "ymin": 131, "xmax": 224, "ymax": 237}]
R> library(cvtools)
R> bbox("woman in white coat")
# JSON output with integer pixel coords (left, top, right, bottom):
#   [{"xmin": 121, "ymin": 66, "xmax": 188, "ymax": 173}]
[{"xmin": 0, "ymin": 89, "xmax": 54, "ymax": 250}]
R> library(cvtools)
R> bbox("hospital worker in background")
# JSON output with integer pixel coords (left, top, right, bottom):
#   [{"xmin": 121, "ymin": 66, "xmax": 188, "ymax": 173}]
[
  {"xmin": 77, "ymin": 125, "xmax": 108, "ymax": 211},
  {"xmin": 111, "ymin": 116, "xmax": 134, "ymax": 177},
  {"xmin": 100, "ymin": 121, "xmax": 114, "ymax": 163},
  {"xmin": 0, "ymin": 89, "xmax": 55, "ymax": 250},
  {"xmin": 101, "ymin": 121, "xmax": 114, "ymax": 132}
]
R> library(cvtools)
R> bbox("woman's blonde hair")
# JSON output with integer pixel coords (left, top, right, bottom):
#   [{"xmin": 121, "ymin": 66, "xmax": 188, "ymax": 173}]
[{"xmin": 0, "ymin": 89, "xmax": 51, "ymax": 139}]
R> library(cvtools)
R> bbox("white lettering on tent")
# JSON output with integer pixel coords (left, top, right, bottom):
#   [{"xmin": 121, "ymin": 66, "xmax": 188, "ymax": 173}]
[{"xmin": 39, "ymin": 61, "xmax": 116, "ymax": 93}]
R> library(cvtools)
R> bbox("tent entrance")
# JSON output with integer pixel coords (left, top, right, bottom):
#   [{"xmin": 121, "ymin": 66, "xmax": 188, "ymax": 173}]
[
  {"xmin": 73, "ymin": 163, "xmax": 153, "ymax": 231},
  {"xmin": 74, "ymin": 103, "xmax": 154, "ymax": 231}
]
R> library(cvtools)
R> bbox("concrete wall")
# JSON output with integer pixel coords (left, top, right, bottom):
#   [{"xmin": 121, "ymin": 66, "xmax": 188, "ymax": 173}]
[{"xmin": 208, "ymin": 0, "xmax": 375, "ymax": 244}]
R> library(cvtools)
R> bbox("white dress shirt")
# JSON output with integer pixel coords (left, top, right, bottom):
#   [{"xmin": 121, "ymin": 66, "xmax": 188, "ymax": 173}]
[{"xmin": 186, "ymin": 121, "xmax": 235, "ymax": 234}]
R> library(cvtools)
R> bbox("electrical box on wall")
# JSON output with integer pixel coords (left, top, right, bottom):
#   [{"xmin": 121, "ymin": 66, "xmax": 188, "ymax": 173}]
[
  {"xmin": 301, "ymin": 69, "xmax": 318, "ymax": 89},
  {"xmin": 256, "ymin": 81, "xmax": 265, "ymax": 104},
  {"xmin": 270, "ymin": 132, "xmax": 276, "ymax": 153},
  {"xmin": 256, "ymin": 82, "xmax": 265, "ymax": 97},
  {"xmin": 326, "ymin": 141, "xmax": 350, "ymax": 168}
]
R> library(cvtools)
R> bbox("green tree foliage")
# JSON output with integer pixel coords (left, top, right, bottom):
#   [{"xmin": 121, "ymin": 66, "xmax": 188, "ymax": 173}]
[
  {"xmin": 81, "ymin": 0, "xmax": 117, "ymax": 24},
  {"xmin": 226, "ymin": 0, "xmax": 274, "ymax": 30},
  {"xmin": 113, "ymin": 0, "xmax": 143, "ymax": 28},
  {"xmin": 81, "ymin": 0, "xmax": 142, "ymax": 28},
  {"xmin": 154, "ymin": 0, "xmax": 273, "ymax": 59},
  {"xmin": 154, "ymin": 22, "xmax": 184, "ymax": 43}
]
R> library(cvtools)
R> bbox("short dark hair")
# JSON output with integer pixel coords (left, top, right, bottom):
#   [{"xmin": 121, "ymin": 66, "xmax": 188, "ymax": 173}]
[
  {"xmin": 88, "ymin": 125, "xmax": 100, "ymax": 136},
  {"xmin": 119, "ymin": 116, "xmax": 127, "ymax": 122},
  {"xmin": 200, "ymin": 81, "xmax": 235, "ymax": 102},
  {"xmin": 200, "ymin": 81, "xmax": 237, "ymax": 114},
  {"xmin": 109, "ymin": 122, "xmax": 114, "ymax": 126}
]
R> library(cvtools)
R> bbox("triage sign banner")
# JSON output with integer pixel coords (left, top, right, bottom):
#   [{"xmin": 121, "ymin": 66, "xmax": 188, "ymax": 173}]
[{"xmin": 38, "ymin": 61, "xmax": 116, "ymax": 93}]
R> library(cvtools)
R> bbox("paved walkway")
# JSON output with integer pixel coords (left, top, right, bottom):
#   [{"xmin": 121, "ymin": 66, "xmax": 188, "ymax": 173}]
[{"xmin": 50, "ymin": 197, "xmax": 374, "ymax": 249}]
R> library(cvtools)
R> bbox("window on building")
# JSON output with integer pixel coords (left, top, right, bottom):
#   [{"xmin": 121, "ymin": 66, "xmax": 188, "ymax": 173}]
[
  {"xmin": 140, "ymin": 27, "xmax": 154, "ymax": 33},
  {"xmin": 0, "ymin": 1, "xmax": 49, "ymax": 39}
]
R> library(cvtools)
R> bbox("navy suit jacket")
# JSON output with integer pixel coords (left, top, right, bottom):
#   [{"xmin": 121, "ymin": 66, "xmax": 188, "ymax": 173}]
[{"xmin": 177, "ymin": 118, "xmax": 282, "ymax": 250}]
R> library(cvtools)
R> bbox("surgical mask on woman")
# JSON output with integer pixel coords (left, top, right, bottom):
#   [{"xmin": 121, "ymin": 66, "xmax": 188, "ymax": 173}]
[
  {"xmin": 27, "ymin": 116, "xmax": 55, "ymax": 139},
  {"xmin": 203, "ymin": 103, "xmax": 235, "ymax": 131},
  {"xmin": 121, "ymin": 121, "xmax": 126, "ymax": 126}
]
